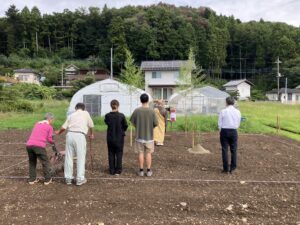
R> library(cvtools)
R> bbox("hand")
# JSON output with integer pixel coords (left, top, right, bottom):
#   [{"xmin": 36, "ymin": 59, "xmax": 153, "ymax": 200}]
[
  {"xmin": 55, "ymin": 130, "xmax": 60, "ymax": 135},
  {"xmin": 89, "ymin": 134, "xmax": 94, "ymax": 139}
]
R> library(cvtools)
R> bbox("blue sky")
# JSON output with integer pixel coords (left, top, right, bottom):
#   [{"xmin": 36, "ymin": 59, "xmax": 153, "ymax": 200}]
[{"xmin": 1, "ymin": 0, "xmax": 300, "ymax": 27}]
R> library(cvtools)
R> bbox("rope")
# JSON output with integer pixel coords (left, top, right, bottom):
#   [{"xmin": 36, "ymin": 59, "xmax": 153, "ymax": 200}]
[
  {"xmin": 1, "ymin": 176, "xmax": 299, "ymax": 184},
  {"xmin": 0, "ymin": 159, "xmax": 28, "ymax": 173}
]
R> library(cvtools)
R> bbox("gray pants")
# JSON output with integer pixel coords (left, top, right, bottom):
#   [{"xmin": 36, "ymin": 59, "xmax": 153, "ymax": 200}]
[{"xmin": 64, "ymin": 132, "xmax": 86, "ymax": 182}]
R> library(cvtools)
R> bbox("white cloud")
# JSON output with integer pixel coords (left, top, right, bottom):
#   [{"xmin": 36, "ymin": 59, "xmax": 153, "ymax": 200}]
[{"xmin": 1, "ymin": 0, "xmax": 299, "ymax": 27}]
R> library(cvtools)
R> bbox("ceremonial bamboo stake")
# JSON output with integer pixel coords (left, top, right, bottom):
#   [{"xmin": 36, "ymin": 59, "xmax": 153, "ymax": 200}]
[
  {"xmin": 130, "ymin": 124, "xmax": 133, "ymax": 147},
  {"xmin": 89, "ymin": 137, "xmax": 94, "ymax": 171},
  {"xmin": 192, "ymin": 123, "xmax": 195, "ymax": 148}
]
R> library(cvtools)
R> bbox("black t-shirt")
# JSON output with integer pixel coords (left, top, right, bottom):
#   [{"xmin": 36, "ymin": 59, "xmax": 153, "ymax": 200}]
[{"xmin": 104, "ymin": 112, "xmax": 128, "ymax": 144}]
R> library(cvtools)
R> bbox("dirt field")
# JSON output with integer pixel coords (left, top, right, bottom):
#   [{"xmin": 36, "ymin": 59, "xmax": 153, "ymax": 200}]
[{"xmin": 0, "ymin": 130, "xmax": 299, "ymax": 225}]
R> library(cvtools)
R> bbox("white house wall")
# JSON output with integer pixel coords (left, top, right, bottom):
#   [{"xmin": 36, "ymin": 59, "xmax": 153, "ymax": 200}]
[{"xmin": 237, "ymin": 83, "xmax": 251, "ymax": 99}]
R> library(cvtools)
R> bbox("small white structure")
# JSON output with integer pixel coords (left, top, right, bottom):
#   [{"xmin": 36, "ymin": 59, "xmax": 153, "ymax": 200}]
[
  {"xmin": 223, "ymin": 79, "xmax": 253, "ymax": 100},
  {"xmin": 141, "ymin": 60, "xmax": 193, "ymax": 101},
  {"xmin": 168, "ymin": 86, "xmax": 229, "ymax": 115},
  {"xmin": 14, "ymin": 69, "xmax": 40, "ymax": 85},
  {"xmin": 67, "ymin": 79, "xmax": 151, "ymax": 116},
  {"xmin": 266, "ymin": 87, "xmax": 300, "ymax": 104}
]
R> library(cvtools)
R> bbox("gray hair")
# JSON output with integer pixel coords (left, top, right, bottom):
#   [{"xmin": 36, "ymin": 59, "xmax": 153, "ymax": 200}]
[{"xmin": 44, "ymin": 112, "xmax": 54, "ymax": 120}]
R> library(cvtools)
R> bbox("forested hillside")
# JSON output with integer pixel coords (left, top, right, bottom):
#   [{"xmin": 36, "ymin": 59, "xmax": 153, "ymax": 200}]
[{"xmin": 0, "ymin": 3, "xmax": 300, "ymax": 90}]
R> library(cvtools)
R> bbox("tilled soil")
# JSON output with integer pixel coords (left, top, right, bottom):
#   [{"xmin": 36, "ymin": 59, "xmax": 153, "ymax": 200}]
[{"xmin": 0, "ymin": 130, "xmax": 299, "ymax": 225}]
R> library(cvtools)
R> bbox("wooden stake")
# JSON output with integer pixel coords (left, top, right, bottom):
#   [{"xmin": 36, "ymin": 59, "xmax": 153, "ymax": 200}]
[
  {"xmin": 276, "ymin": 115, "xmax": 279, "ymax": 134},
  {"xmin": 192, "ymin": 123, "xmax": 195, "ymax": 148},
  {"xmin": 89, "ymin": 138, "xmax": 94, "ymax": 171},
  {"xmin": 130, "ymin": 124, "xmax": 133, "ymax": 147}
]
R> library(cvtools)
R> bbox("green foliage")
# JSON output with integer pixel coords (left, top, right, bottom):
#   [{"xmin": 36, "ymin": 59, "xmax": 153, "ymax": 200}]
[
  {"xmin": 250, "ymin": 89, "xmax": 267, "ymax": 101},
  {"xmin": 69, "ymin": 75, "xmax": 95, "ymax": 96},
  {"xmin": 120, "ymin": 49, "xmax": 144, "ymax": 89}
]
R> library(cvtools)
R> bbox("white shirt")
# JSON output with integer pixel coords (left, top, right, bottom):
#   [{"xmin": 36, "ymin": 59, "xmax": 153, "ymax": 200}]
[
  {"xmin": 62, "ymin": 109, "xmax": 94, "ymax": 134},
  {"xmin": 218, "ymin": 105, "xmax": 241, "ymax": 130}
]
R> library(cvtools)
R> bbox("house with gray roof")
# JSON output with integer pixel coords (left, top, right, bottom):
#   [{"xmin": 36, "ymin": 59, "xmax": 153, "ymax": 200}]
[
  {"xmin": 266, "ymin": 87, "xmax": 300, "ymax": 103},
  {"xmin": 223, "ymin": 79, "xmax": 253, "ymax": 100},
  {"xmin": 141, "ymin": 60, "xmax": 193, "ymax": 101},
  {"xmin": 13, "ymin": 68, "xmax": 41, "ymax": 85}
]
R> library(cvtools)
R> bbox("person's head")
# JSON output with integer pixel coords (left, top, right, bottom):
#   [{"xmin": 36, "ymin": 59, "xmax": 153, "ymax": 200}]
[
  {"xmin": 110, "ymin": 99, "xmax": 119, "ymax": 111},
  {"xmin": 226, "ymin": 97, "xmax": 235, "ymax": 106},
  {"xmin": 44, "ymin": 112, "xmax": 54, "ymax": 124},
  {"xmin": 140, "ymin": 93, "xmax": 149, "ymax": 104},
  {"xmin": 75, "ymin": 103, "xmax": 85, "ymax": 111}
]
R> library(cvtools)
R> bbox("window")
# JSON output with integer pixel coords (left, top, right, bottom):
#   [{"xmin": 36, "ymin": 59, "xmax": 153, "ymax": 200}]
[
  {"xmin": 152, "ymin": 88, "xmax": 173, "ymax": 100},
  {"xmin": 152, "ymin": 71, "xmax": 161, "ymax": 79},
  {"xmin": 174, "ymin": 71, "xmax": 179, "ymax": 79},
  {"xmin": 296, "ymin": 95, "xmax": 300, "ymax": 101}
]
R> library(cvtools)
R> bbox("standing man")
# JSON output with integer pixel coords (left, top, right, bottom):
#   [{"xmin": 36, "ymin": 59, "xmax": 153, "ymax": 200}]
[
  {"xmin": 130, "ymin": 93, "xmax": 158, "ymax": 177},
  {"xmin": 218, "ymin": 97, "xmax": 241, "ymax": 174},
  {"xmin": 56, "ymin": 103, "xmax": 94, "ymax": 186}
]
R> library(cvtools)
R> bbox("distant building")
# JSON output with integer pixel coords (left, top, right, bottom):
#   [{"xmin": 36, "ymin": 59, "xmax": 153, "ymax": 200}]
[
  {"xmin": 223, "ymin": 79, "xmax": 253, "ymax": 100},
  {"xmin": 13, "ymin": 69, "xmax": 40, "ymax": 85},
  {"xmin": 141, "ymin": 60, "xmax": 193, "ymax": 101},
  {"xmin": 64, "ymin": 65, "xmax": 110, "ymax": 85},
  {"xmin": 266, "ymin": 87, "xmax": 300, "ymax": 104},
  {"xmin": 0, "ymin": 76, "xmax": 19, "ymax": 86}
]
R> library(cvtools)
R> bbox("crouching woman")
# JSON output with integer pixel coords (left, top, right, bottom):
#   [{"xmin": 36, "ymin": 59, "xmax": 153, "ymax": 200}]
[{"xmin": 26, "ymin": 113, "xmax": 55, "ymax": 185}]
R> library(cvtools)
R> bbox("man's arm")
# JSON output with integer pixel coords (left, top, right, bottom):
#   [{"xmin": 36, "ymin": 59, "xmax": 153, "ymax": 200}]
[
  {"xmin": 55, "ymin": 118, "xmax": 68, "ymax": 135},
  {"xmin": 130, "ymin": 110, "xmax": 136, "ymax": 127},
  {"xmin": 47, "ymin": 127, "xmax": 54, "ymax": 144},
  {"xmin": 218, "ymin": 111, "xmax": 223, "ymax": 131},
  {"xmin": 122, "ymin": 115, "xmax": 128, "ymax": 131}
]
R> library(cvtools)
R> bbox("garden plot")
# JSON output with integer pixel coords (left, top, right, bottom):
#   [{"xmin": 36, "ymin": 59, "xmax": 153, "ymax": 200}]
[{"xmin": 0, "ymin": 130, "xmax": 299, "ymax": 225}]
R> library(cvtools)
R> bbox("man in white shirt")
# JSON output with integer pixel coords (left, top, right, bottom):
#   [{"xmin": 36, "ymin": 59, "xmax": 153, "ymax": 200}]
[
  {"xmin": 218, "ymin": 97, "xmax": 241, "ymax": 174},
  {"xmin": 56, "ymin": 103, "xmax": 94, "ymax": 185}
]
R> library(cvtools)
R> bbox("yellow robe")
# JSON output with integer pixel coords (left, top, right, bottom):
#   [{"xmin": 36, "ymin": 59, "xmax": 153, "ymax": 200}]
[{"xmin": 153, "ymin": 108, "xmax": 165, "ymax": 143}]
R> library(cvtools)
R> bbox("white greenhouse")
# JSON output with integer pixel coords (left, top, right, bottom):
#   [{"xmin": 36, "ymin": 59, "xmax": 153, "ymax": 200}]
[
  {"xmin": 168, "ymin": 86, "xmax": 229, "ymax": 115},
  {"xmin": 67, "ymin": 79, "xmax": 150, "ymax": 116}
]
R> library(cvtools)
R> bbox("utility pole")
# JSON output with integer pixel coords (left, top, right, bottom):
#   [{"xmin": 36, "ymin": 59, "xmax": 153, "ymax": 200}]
[
  {"xmin": 239, "ymin": 47, "xmax": 242, "ymax": 79},
  {"xmin": 36, "ymin": 32, "xmax": 39, "ymax": 54},
  {"xmin": 285, "ymin": 77, "xmax": 288, "ymax": 103},
  {"xmin": 110, "ymin": 47, "xmax": 113, "ymax": 79},
  {"xmin": 61, "ymin": 64, "xmax": 64, "ymax": 87},
  {"xmin": 274, "ymin": 57, "xmax": 282, "ymax": 102}
]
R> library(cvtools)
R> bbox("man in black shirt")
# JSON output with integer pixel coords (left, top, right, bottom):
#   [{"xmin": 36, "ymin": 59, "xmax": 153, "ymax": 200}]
[{"xmin": 104, "ymin": 100, "xmax": 128, "ymax": 175}]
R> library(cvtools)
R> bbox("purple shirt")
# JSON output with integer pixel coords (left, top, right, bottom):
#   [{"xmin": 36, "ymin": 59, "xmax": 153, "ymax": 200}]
[{"xmin": 26, "ymin": 120, "xmax": 54, "ymax": 148}]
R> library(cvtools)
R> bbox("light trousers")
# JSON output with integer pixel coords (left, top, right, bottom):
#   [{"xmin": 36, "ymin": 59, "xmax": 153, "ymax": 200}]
[{"xmin": 64, "ymin": 132, "xmax": 87, "ymax": 181}]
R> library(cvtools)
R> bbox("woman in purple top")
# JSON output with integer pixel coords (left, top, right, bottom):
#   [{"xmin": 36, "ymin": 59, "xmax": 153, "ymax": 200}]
[{"xmin": 26, "ymin": 113, "xmax": 55, "ymax": 185}]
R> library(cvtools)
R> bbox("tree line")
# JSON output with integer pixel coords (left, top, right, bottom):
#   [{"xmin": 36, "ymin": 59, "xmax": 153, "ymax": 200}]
[{"xmin": 0, "ymin": 3, "xmax": 300, "ymax": 90}]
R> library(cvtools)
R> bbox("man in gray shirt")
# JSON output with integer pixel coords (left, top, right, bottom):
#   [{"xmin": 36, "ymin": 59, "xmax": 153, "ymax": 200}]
[{"xmin": 130, "ymin": 93, "xmax": 158, "ymax": 177}]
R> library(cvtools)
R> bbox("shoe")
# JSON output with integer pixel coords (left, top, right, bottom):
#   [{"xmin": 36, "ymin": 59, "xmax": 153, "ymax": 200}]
[
  {"xmin": 137, "ymin": 170, "xmax": 144, "ymax": 177},
  {"xmin": 146, "ymin": 170, "xmax": 153, "ymax": 177},
  {"xmin": 221, "ymin": 170, "xmax": 229, "ymax": 174},
  {"xmin": 156, "ymin": 142, "xmax": 164, "ymax": 146},
  {"xmin": 114, "ymin": 173, "xmax": 120, "ymax": 176},
  {"xmin": 28, "ymin": 179, "xmax": 39, "ymax": 185},
  {"xmin": 76, "ymin": 178, "xmax": 87, "ymax": 186},
  {"xmin": 65, "ymin": 178, "xmax": 72, "ymax": 185},
  {"xmin": 44, "ymin": 178, "xmax": 53, "ymax": 185},
  {"xmin": 230, "ymin": 168, "xmax": 236, "ymax": 174}
]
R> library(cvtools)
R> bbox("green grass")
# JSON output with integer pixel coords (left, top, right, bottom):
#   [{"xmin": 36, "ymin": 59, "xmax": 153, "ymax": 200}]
[{"xmin": 0, "ymin": 100, "xmax": 299, "ymax": 141}]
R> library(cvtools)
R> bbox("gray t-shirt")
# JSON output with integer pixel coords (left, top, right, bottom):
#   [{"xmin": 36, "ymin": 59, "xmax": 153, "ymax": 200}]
[{"xmin": 130, "ymin": 107, "xmax": 158, "ymax": 142}]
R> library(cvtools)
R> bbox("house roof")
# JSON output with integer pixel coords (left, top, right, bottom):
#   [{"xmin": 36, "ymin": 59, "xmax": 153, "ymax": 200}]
[
  {"xmin": 65, "ymin": 64, "xmax": 79, "ymax": 70},
  {"xmin": 141, "ymin": 60, "xmax": 194, "ymax": 71},
  {"xmin": 223, "ymin": 79, "xmax": 254, "ymax": 87},
  {"xmin": 266, "ymin": 88, "xmax": 300, "ymax": 94},
  {"xmin": 14, "ymin": 68, "xmax": 37, "ymax": 74}
]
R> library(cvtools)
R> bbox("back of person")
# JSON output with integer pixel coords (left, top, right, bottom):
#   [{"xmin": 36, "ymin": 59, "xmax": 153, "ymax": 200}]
[
  {"xmin": 219, "ymin": 105, "xmax": 241, "ymax": 129},
  {"xmin": 105, "ymin": 111, "xmax": 127, "ymax": 145},
  {"xmin": 27, "ymin": 121, "xmax": 53, "ymax": 148},
  {"xmin": 66, "ymin": 110, "xmax": 93, "ymax": 134},
  {"xmin": 132, "ymin": 107, "xmax": 157, "ymax": 141}
]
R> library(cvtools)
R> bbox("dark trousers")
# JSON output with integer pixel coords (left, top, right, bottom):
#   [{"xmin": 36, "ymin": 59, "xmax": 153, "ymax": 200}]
[
  {"xmin": 220, "ymin": 129, "xmax": 238, "ymax": 172},
  {"xmin": 107, "ymin": 141, "xmax": 124, "ymax": 174},
  {"xmin": 26, "ymin": 146, "xmax": 51, "ymax": 181}
]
